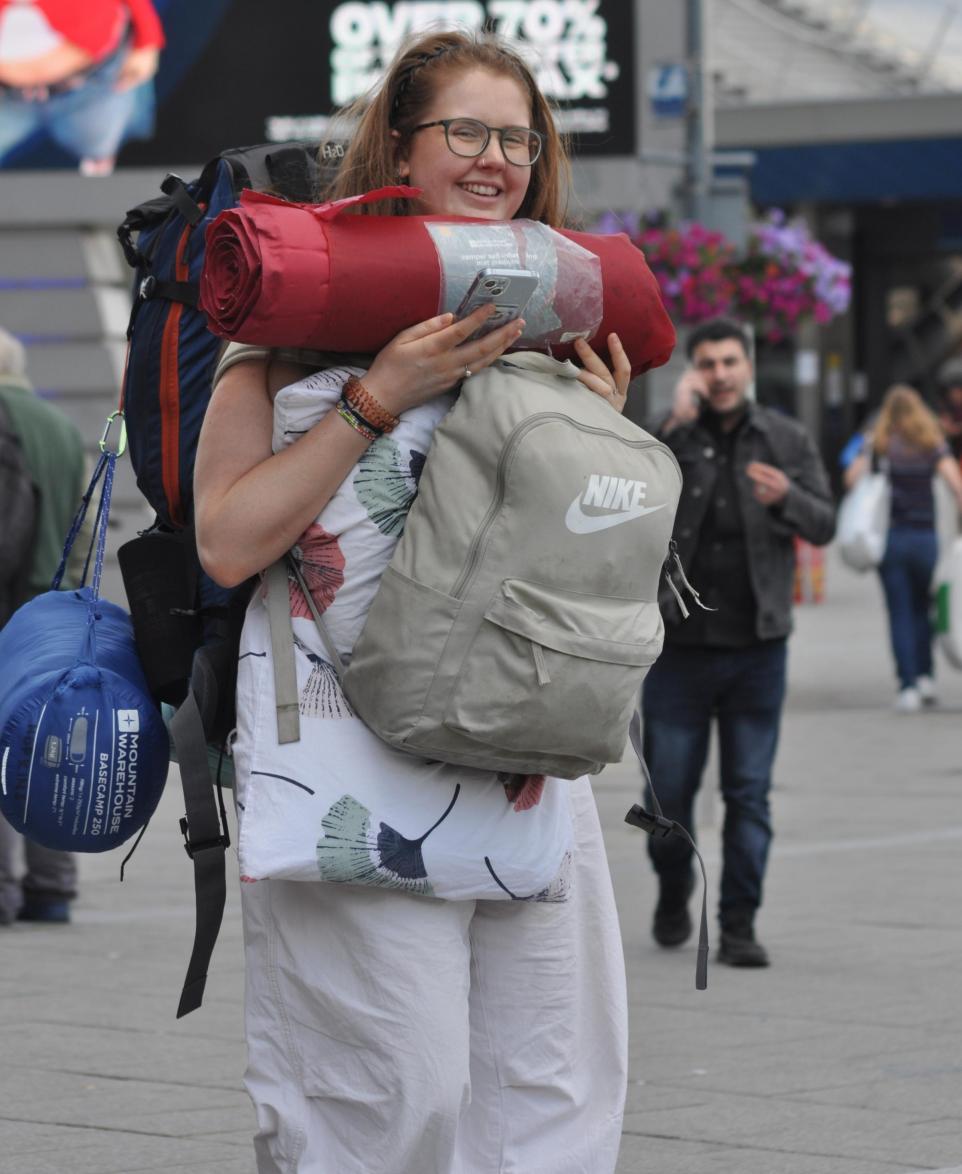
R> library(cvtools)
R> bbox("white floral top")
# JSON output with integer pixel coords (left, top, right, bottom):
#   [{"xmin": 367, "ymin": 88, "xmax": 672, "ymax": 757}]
[{"xmin": 230, "ymin": 366, "xmax": 574, "ymax": 901}]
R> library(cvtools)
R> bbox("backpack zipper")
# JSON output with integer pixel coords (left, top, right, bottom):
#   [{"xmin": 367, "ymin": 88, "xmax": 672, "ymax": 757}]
[{"xmin": 449, "ymin": 413, "xmax": 680, "ymax": 600}]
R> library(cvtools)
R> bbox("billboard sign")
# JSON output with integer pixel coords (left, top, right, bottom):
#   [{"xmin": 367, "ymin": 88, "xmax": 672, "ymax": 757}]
[
  {"xmin": 320, "ymin": 1, "xmax": 636, "ymax": 153},
  {"xmin": 0, "ymin": 0, "xmax": 635, "ymax": 171}
]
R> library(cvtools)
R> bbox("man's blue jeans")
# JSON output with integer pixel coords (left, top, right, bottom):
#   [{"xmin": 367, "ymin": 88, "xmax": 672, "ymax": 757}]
[
  {"xmin": 641, "ymin": 639, "xmax": 787, "ymax": 923},
  {"xmin": 877, "ymin": 527, "xmax": 937, "ymax": 690}
]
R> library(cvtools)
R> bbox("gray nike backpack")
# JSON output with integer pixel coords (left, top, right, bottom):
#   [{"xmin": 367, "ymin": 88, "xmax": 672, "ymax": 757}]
[{"xmin": 340, "ymin": 351, "xmax": 683, "ymax": 779}]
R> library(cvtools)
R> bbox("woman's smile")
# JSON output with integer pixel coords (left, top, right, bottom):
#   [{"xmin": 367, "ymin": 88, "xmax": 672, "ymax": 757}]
[{"xmin": 397, "ymin": 68, "xmax": 533, "ymax": 221}]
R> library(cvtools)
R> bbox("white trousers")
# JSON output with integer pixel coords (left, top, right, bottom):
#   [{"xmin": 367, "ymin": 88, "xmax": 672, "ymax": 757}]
[{"xmin": 240, "ymin": 778, "xmax": 628, "ymax": 1174}]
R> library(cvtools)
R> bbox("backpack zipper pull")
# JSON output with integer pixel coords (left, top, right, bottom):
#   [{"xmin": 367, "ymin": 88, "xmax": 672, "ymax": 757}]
[
  {"xmin": 531, "ymin": 641, "xmax": 551, "ymax": 686},
  {"xmin": 665, "ymin": 539, "xmax": 717, "ymax": 614},
  {"xmin": 662, "ymin": 561, "xmax": 690, "ymax": 619}
]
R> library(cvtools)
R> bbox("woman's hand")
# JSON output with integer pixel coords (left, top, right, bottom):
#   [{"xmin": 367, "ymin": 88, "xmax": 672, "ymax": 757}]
[
  {"xmin": 362, "ymin": 305, "xmax": 525, "ymax": 415},
  {"xmin": 573, "ymin": 333, "xmax": 631, "ymax": 413},
  {"xmin": 115, "ymin": 46, "xmax": 160, "ymax": 92}
]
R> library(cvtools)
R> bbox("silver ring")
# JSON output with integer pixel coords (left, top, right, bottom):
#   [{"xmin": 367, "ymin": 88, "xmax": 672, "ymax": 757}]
[{"xmin": 464, "ymin": 366, "xmax": 472, "ymax": 380}]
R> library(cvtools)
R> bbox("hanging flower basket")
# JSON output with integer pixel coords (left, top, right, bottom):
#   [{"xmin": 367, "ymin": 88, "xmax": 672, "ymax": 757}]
[{"xmin": 595, "ymin": 208, "xmax": 852, "ymax": 343}]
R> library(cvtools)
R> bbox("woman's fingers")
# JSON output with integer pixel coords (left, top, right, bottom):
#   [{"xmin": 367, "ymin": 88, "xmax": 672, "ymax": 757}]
[
  {"xmin": 574, "ymin": 336, "xmax": 609, "ymax": 378},
  {"xmin": 393, "ymin": 312, "xmax": 456, "ymax": 344},
  {"xmin": 608, "ymin": 333, "xmax": 632, "ymax": 390},
  {"xmin": 419, "ymin": 303, "xmax": 499, "ymax": 351},
  {"xmin": 574, "ymin": 334, "xmax": 629, "ymax": 412},
  {"xmin": 578, "ymin": 334, "xmax": 630, "ymax": 387},
  {"xmin": 451, "ymin": 316, "xmax": 525, "ymax": 373}
]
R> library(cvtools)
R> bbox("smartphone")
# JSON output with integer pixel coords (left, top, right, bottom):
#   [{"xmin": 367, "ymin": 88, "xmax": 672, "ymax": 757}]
[{"xmin": 455, "ymin": 268, "xmax": 539, "ymax": 338}]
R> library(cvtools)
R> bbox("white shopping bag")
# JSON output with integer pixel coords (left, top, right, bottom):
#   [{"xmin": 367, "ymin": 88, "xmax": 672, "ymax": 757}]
[
  {"xmin": 837, "ymin": 471, "xmax": 890, "ymax": 572},
  {"xmin": 935, "ymin": 535, "xmax": 962, "ymax": 670}
]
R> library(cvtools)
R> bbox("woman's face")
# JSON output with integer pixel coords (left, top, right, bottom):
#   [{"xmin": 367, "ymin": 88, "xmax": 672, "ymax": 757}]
[{"xmin": 397, "ymin": 67, "xmax": 534, "ymax": 221}]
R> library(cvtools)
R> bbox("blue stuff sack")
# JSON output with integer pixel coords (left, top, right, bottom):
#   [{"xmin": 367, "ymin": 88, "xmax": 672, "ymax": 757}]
[{"xmin": 0, "ymin": 421, "xmax": 169, "ymax": 852}]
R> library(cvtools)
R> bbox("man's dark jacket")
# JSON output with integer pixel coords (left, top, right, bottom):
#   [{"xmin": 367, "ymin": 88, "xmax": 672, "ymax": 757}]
[{"xmin": 653, "ymin": 401, "xmax": 836, "ymax": 641}]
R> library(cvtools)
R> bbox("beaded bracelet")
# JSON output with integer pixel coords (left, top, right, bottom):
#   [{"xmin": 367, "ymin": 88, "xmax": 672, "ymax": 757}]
[
  {"xmin": 336, "ymin": 398, "xmax": 380, "ymax": 443},
  {"xmin": 340, "ymin": 394, "xmax": 384, "ymax": 435},
  {"xmin": 343, "ymin": 374, "xmax": 400, "ymax": 434}
]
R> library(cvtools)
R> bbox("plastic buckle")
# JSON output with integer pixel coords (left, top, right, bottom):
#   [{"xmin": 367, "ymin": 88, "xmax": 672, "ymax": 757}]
[
  {"xmin": 160, "ymin": 172, "xmax": 184, "ymax": 195},
  {"xmin": 139, "ymin": 275, "xmax": 156, "ymax": 300},
  {"xmin": 624, "ymin": 804, "xmax": 675, "ymax": 839},
  {"xmin": 179, "ymin": 816, "xmax": 230, "ymax": 858}
]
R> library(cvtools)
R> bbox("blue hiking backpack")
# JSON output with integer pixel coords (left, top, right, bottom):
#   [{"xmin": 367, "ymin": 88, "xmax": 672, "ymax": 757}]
[{"xmin": 115, "ymin": 142, "xmax": 328, "ymax": 1016}]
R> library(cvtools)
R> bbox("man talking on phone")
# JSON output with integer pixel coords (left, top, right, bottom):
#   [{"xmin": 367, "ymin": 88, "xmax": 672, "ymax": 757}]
[{"xmin": 642, "ymin": 317, "xmax": 834, "ymax": 967}]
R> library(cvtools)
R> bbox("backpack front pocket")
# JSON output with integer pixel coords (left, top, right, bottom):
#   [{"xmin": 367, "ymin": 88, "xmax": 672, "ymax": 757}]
[{"xmin": 444, "ymin": 579, "xmax": 663, "ymax": 762}]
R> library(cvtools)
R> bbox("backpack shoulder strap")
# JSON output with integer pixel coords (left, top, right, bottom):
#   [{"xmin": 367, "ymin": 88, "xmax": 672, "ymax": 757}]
[
  {"xmin": 263, "ymin": 556, "xmax": 345, "ymax": 748},
  {"xmin": 171, "ymin": 642, "xmax": 232, "ymax": 1018}
]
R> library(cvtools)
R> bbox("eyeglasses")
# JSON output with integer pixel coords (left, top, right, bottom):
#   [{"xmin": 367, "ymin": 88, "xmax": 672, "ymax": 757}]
[{"xmin": 409, "ymin": 118, "xmax": 543, "ymax": 166}]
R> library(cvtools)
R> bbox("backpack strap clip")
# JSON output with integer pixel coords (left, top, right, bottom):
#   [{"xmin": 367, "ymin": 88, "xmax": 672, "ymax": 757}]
[
  {"xmin": 139, "ymin": 274, "xmax": 199, "ymax": 308},
  {"xmin": 179, "ymin": 817, "xmax": 230, "ymax": 859},
  {"xmin": 161, "ymin": 173, "xmax": 205, "ymax": 226},
  {"xmin": 624, "ymin": 805, "xmax": 675, "ymax": 839}
]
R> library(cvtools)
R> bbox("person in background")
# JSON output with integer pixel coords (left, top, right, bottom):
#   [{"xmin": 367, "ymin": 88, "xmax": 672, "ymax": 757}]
[
  {"xmin": 643, "ymin": 317, "xmax": 835, "ymax": 968},
  {"xmin": 0, "ymin": 0, "xmax": 164, "ymax": 174},
  {"xmin": 0, "ymin": 325, "xmax": 86, "ymax": 924},
  {"xmin": 845, "ymin": 383, "xmax": 962, "ymax": 712},
  {"xmin": 935, "ymin": 357, "xmax": 962, "ymax": 462}
]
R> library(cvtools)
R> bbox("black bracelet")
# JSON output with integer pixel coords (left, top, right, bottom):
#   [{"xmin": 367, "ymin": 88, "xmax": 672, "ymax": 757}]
[{"xmin": 336, "ymin": 396, "xmax": 383, "ymax": 441}]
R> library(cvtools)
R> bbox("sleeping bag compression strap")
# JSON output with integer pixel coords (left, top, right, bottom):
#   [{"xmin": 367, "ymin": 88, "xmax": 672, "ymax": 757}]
[{"xmin": 625, "ymin": 712, "xmax": 710, "ymax": 991}]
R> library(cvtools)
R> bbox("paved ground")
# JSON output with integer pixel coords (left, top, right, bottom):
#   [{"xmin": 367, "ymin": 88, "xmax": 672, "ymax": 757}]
[{"xmin": 1, "ymin": 548, "xmax": 961, "ymax": 1174}]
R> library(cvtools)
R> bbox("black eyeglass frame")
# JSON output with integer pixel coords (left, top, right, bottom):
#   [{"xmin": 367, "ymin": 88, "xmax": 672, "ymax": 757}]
[{"xmin": 408, "ymin": 118, "xmax": 544, "ymax": 166}]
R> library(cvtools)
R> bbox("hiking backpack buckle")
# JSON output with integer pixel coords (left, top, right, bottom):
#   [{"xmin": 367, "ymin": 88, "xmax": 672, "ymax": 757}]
[
  {"xmin": 624, "ymin": 804, "xmax": 675, "ymax": 839},
  {"xmin": 179, "ymin": 816, "xmax": 230, "ymax": 858}
]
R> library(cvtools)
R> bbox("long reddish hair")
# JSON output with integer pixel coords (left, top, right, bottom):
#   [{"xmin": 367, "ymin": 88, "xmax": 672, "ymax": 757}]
[{"xmin": 320, "ymin": 29, "xmax": 571, "ymax": 227}]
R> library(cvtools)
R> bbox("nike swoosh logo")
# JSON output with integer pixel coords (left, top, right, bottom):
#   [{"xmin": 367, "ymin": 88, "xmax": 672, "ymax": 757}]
[{"xmin": 564, "ymin": 498, "xmax": 667, "ymax": 534}]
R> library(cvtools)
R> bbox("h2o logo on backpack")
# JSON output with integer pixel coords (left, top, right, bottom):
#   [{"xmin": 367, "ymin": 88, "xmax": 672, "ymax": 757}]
[{"xmin": 565, "ymin": 473, "xmax": 666, "ymax": 534}]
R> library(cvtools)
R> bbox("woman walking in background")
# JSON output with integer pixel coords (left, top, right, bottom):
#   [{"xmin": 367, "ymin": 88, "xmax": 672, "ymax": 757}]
[{"xmin": 846, "ymin": 384, "xmax": 962, "ymax": 711}]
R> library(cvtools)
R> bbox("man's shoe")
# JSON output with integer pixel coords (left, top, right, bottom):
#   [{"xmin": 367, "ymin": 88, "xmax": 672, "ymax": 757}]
[
  {"xmin": 718, "ymin": 921, "xmax": 769, "ymax": 967},
  {"xmin": 652, "ymin": 877, "xmax": 694, "ymax": 947},
  {"xmin": 17, "ymin": 898, "xmax": 70, "ymax": 924}
]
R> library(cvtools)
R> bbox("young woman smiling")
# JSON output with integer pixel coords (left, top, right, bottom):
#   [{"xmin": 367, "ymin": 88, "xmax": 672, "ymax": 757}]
[{"xmin": 195, "ymin": 29, "xmax": 632, "ymax": 1174}]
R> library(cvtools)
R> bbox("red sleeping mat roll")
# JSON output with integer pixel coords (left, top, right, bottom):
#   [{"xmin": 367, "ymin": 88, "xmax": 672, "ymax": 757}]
[{"xmin": 200, "ymin": 185, "xmax": 675, "ymax": 378}]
